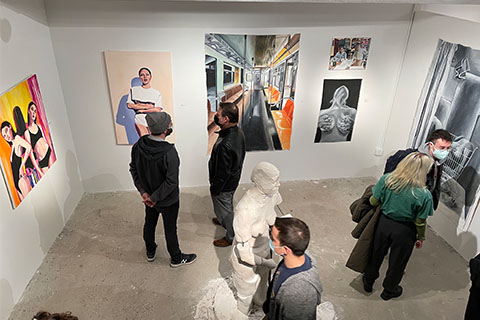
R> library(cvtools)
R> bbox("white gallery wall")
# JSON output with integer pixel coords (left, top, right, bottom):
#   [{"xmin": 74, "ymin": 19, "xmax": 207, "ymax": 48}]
[
  {"xmin": 45, "ymin": 1, "xmax": 414, "ymax": 193},
  {"xmin": 383, "ymin": 9, "xmax": 480, "ymax": 260},
  {"xmin": 0, "ymin": 1, "xmax": 84, "ymax": 319}
]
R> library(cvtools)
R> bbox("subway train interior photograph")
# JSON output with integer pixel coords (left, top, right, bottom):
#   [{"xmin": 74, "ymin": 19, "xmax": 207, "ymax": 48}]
[{"xmin": 206, "ymin": 33, "xmax": 299, "ymax": 153}]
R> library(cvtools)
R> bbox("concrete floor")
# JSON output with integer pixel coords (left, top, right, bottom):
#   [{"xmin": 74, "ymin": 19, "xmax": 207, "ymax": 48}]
[{"xmin": 9, "ymin": 177, "xmax": 471, "ymax": 319}]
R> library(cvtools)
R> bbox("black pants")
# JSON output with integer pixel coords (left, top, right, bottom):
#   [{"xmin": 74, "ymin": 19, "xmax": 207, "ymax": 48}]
[
  {"xmin": 465, "ymin": 253, "xmax": 480, "ymax": 319},
  {"xmin": 143, "ymin": 201, "xmax": 181, "ymax": 261},
  {"xmin": 465, "ymin": 287, "xmax": 480, "ymax": 320},
  {"xmin": 364, "ymin": 214, "xmax": 416, "ymax": 292}
]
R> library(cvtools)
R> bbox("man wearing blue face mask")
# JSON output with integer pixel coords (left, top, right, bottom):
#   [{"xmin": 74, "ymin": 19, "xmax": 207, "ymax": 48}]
[
  {"xmin": 263, "ymin": 217, "xmax": 322, "ymax": 320},
  {"xmin": 384, "ymin": 129, "xmax": 453, "ymax": 210}
]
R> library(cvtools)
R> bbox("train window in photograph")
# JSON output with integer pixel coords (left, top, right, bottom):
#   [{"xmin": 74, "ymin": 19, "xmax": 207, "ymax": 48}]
[
  {"xmin": 206, "ymin": 55, "xmax": 217, "ymax": 89},
  {"xmin": 223, "ymin": 63, "xmax": 234, "ymax": 86}
]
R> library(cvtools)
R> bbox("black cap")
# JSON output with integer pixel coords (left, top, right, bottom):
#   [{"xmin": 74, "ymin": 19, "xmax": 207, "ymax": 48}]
[{"xmin": 146, "ymin": 112, "xmax": 171, "ymax": 135}]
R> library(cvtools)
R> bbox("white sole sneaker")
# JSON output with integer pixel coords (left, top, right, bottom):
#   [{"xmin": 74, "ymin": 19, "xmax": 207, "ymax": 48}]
[
  {"xmin": 146, "ymin": 252, "xmax": 156, "ymax": 262},
  {"xmin": 170, "ymin": 254, "xmax": 197, "ymax": 268}
]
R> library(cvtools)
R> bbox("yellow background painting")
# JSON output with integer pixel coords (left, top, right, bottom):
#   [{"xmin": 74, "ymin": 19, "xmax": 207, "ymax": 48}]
[{"xmin": 0, "ymin": 75, "xmax": 56, "ymax": 208}]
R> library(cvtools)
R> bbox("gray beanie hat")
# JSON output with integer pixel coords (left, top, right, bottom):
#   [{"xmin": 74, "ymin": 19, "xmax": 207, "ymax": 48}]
[{"xmin": 146, "ymin": 112, "xmax": 171, "ymax": 135}]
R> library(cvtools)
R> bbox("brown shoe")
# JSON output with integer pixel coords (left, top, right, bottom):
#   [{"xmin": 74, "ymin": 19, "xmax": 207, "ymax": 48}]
[
  {"xmin": 212, "ymin": 217, "xmax": 221, "ymax": 226},
  {"xmin": 213, "ymin": 237, "xmax": 232, "ymax": 247}
]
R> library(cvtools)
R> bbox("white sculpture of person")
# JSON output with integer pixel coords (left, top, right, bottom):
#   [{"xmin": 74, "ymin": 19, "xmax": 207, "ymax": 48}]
[{"xmin": 231, "ymin": 162, "xmax": 282, "ymax": 317}]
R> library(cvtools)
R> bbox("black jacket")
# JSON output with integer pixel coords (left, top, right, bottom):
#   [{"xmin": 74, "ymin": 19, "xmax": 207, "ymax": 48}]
[
  {"xmin": 129, "ymin": 136, "xmax": 179, "ymax": 207},
  {"xmin": 384, "ymin": 148, "xmax": 442, "ymax": 210},
  {"xmin": 208, "ymin": 126, "xmax": 246, "ymax": 196},
  {"xmin": 346, "ymin": 185, "xmax": 382, "ymax": 273}
]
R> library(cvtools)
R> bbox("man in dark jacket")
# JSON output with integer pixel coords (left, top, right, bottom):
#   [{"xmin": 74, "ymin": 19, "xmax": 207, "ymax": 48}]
[
  {"xmin": 129, "ymin": 112, "xmax": 196, "ymax": 267},
  {"xmin": 209, "ymin": 102, "xmax": 246, "ymax": 247},
  {"xmin": 384, "ymin": 129, "xmax": 452, "ymax": 210}
]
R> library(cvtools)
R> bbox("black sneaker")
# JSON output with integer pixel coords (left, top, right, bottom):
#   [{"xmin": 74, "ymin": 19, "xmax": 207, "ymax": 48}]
[
  {"xmin": 362, "ymin": 275, "xmax": 373, "ymax": 293},
  {"xmin": 381, "ymin": 285, "xmax": 403, "ymax": 301},
  {"xmin": 146, "ymin": 246, "xmax": 157, "ymax": 262},
  {"xmin": 170, "ymin": 253, "xmax": 197, "ymax": 268}
]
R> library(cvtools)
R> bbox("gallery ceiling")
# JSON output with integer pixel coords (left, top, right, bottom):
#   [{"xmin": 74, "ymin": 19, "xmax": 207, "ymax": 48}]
[
  {"xmin": 42, "ymin": 0, "xmax": 480, "ymax": 3},
  {"xmin": 2, "ymin": 0, "xmax": 479, "ymax": 28},
  {"xmin": 41, "ymin": 0, "xmax": 417, "ymax": 28}
]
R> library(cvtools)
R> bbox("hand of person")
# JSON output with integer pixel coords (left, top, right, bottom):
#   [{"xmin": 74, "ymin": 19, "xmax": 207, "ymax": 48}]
[
  {"xmin": 337, "ymin": 114, "xmax": 354, "ymax": 135},
  {"xmin": 415, "ymin": 240, "xmax": 423, "ymax": 249},
  {"xmin": 143, "ymin": 198, "xmax": 155, "ymax": 207},
  {"xmin": 131, "ymin": 101, "xmax": 151, "ymax": 110},
  {"xmin": 318, "ymin": 114, "xmax": 335, "ymax": 132},
  {"xmin": 140, "ymin": 102, "xmax": 155, "ymax": 109},
  {"xmin": 141, "ymin": 192, "xmax": 155, "ymax": 208},
  {"xmin": 144, "ymin": 199, "xmax": 155, "ymax": 207}
]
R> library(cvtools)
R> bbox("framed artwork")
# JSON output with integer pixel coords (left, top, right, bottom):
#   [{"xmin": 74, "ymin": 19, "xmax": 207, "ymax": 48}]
[
  {"xmin": 410, "ymin": 39, "xmax": 480, "ymax": 230},
  {"xmin": 104, "ymin": 51, "xmax": 175, "ymax": 145},
  {"xmin": 0, "ymin": 75, "xmax": 56, "ymax": 208},
  {"xmin": 205, "ymin": 33, "xmax": 301, "ymax": 153},
  {"xmin": 328, "ymin": 37, "xmax": 371, "ymax": 70},
  {"xmin": 314, "ymin": 79, "xmax": 362, "ymax": 143}
]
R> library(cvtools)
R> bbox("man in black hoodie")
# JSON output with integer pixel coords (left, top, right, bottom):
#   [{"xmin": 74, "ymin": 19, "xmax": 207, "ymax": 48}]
[{"xmin": 129, "ymin": 112, "xmax": 196, "ymax": 267}]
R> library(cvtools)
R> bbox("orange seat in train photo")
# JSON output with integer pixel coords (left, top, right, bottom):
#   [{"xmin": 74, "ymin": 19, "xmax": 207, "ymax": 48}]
[
  {"xmin": 271, "ymin": 98, "xmax": 294, "ymax": 150},
  {"xmin": 267, "ymin": 85, "xmax": 281, "ymax": 104}
]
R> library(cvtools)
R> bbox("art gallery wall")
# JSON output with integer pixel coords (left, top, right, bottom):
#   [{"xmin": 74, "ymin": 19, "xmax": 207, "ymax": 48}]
[
  {"xmin": 0, "ymin": 1, "xmax": 84, "ymax": 319},
  {"xmin": 383, "ymin": 9, "xmax": 480, "ymax": 260},
  {"xmin": 46, "ymin": 1, "xmax": 413, "ymax": 193}
]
